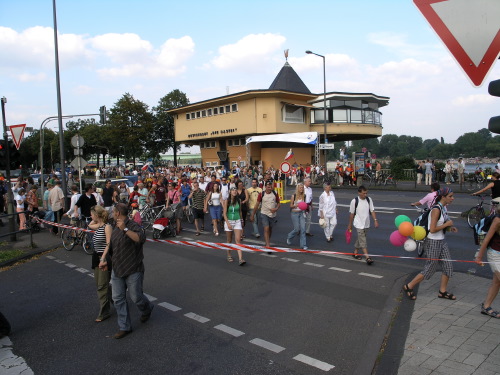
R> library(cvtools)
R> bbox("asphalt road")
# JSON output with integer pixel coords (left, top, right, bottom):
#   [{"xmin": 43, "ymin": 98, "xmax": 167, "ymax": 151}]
[{"xmin": 0, "ymin": 187, "xmax": 488, "ymax": 374}]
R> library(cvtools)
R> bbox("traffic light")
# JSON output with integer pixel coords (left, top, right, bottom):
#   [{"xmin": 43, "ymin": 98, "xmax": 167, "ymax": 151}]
[
  {"xmin": 488, "ymin": 79, "xmax": 500, "ymax": 134},
  {"xmin": 99, "ymin": 105, "xmax": 107, "ymax": 125},
  {"xmin": 0, "ymin": 141, "xmax": 6, "ymax": 169},
  {"xmin": 8, "ymin": 140, "xmax": 21, "ymax": 170}
]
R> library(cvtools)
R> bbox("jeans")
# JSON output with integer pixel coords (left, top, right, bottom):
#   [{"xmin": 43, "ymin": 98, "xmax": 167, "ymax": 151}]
[
  {"xmin": 248, "ymin": 208, "xmax": 260, "ymax": 235},
  {"xmin": 111, "ymin": 271, "xmax": 153, "ymax": 331},
  {"xmin": 287, "ymin": 211, "xmax": 306, "ymax": 248}
]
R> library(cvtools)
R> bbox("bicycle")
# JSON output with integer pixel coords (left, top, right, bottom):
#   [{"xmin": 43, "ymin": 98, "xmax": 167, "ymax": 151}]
[
  {"xmin": 467, "ymin": 173, "xmax": 485, "ymax": 192},
  {"xmin": 139, "ymin": 203, "xmax": 165, "ymax": 229},
  {"xmin": 61, "ymin": 216, "xmax": 94, "ymax": 254},
  {"xmin": 183, "ymin": 200, "xmax": 194, "ymax": 224},
  {"xmin": 465, "ymin": 194, "xmax": 495, "ymax": 228}
]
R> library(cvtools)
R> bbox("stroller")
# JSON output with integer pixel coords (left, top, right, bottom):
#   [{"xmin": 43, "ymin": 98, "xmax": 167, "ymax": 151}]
[
  {"xmin": 152, "ymin": 205, "xmax": 178, "ymax": 239},
  {"xmin": 26, "ymin": 210, "xmax": 46, "ymax": 233}
]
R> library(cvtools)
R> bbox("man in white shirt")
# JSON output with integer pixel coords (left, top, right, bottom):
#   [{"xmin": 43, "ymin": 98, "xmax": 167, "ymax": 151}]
[
  {"xmin": 347, "ymin": 186, "xmax": 378, "ymax": 265},
  {"xmin": 198, "ymin": 176, "xmax": 208, "ymax": 191},
  {"xmin": 304, "ymin": 178, "xmax": 314, "ymax": 236},
  {"xmin": 48, "ymin": 181, "xmax": 65, "ymax": 234},
  {"xmin": 220, "ymin": 176, "xmax": 229, "ymax": 201}
]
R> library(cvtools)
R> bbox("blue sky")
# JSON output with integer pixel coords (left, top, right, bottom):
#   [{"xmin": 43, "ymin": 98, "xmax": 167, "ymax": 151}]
[{"xmin": 2, "ymin": 0, "xmax": 499, "ymax": 151}]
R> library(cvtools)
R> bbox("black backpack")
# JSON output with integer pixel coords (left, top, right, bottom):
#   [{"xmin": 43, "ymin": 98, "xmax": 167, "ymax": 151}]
[{"xmin": 414, "ymin": 204, "xmax": 442, "ymax": 235}]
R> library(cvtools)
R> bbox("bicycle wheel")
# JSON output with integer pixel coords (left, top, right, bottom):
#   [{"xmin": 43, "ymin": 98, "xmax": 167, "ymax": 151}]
[
  {"xmin": 61, "ymin": 228, "xmax": 76, "ymax": 251},
  {"xmin": 142, "ymin": 209, "xmax": 154, "ymax": 229},
  {"xmin": 153, "ymin": 228, "xmax": 161, "ymax": 239},
  {"xmin": 417, "ymin": 240, "xmax": 425, "ymax": 257},
  {"xmin": 82, "ymin": 232, "xmax": 94, "ymax": 255},
  {"xmin": 467, "ymin": 207, "xmax": 485, "ymax": 228},
  {"xmin": 185, "ymin": 207, "xmax": 194, "ymax": 224}
]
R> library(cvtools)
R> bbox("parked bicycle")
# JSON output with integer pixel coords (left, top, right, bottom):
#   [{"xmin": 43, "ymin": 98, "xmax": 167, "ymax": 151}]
[
  {"xmin": 465, "ymin": 194, "xmax": 496, "ymax": 228},
  {"xmin": 61, "ymin": 216, "xmax": 94, "ymax": 254},
  {"xmin": 139, "ymin": 203, "xmax": 165, "ymax": 229}
]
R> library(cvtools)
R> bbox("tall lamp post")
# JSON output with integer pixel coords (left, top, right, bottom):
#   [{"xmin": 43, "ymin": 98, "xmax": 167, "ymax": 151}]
[{"xmin": 305, "ymin": 50, "xmax": 327, "ymax": 165}]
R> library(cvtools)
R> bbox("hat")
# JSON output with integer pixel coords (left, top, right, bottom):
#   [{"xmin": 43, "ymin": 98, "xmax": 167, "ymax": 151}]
[
  {"xmin": 318, "ymin": 218, "xmax": 326, "ymax": 228},
  {"xmin": 492, "ymin": 197, "xmax": 500, "ymax": 204}
]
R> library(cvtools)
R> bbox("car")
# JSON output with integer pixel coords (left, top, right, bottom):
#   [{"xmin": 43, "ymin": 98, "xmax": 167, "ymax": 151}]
[
  {"xmin": 93, "ymin": 178, "xmax": 135, "ymax": 194},
  {"xmin": 30, "ymin": 173, "xmax": 51, "ymax": 185}
]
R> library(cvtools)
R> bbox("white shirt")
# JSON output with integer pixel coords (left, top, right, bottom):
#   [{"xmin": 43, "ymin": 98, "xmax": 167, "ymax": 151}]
[
  {"xmin": 318, "ymin": 191, "xmax": 337, "ymax": 218},
  {"xmin": 427, "ymin": 204, "xmax": 446, "ymax": 240},
  {"xmin": 304, "ymin": 185, "xmax": 313, "ymax": 204},
  {"xmin": 15, "ymin": 194, "xmax": 25, "ymax": 209},
  {"xmin": 199, "ymin": 182, "xmax": 208, "ymax": 191},
  {"xmin": 66, "ymin": 193, "xmax": 81, "ymax": 217},
  {"xmin": 221, "ymin": 184, "xmax": 229, "ymax": 201},
  {"xmin": 349, "ymin": 197, "xmax": 375, "ymax": 229}
]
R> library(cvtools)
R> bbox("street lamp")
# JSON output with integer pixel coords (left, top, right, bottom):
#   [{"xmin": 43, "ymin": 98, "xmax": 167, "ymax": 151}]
[{"xmin": 305, "ymin": 50, "xmax": 327, "ymax": 165}]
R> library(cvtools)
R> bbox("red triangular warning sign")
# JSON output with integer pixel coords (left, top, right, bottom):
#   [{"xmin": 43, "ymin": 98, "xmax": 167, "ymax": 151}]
[
  {"xmin": 9, "ymin": 124, "xmax": 26, "ymax": 150},
  {"xmin": 414, "ymin": 0, "xmax": 500, "ymax": 87}
]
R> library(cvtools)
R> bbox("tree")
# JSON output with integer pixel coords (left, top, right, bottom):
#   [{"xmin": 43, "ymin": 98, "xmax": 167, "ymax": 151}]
[
  {"xmin": 149, "ymin": 89, "xmax": 190, "ymax": 157},
  {"xmin": 378, "ymin": 134, "xmax": 399, "ymax": 157}
]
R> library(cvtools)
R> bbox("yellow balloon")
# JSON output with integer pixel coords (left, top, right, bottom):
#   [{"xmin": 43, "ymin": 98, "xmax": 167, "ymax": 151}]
[{"xmin": 411, "ymin": 226, "xmax": 426, "ymax": 241}]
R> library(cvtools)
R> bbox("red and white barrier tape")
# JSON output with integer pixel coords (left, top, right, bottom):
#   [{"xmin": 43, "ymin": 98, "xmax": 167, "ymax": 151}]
[{"xmin": 34, "ymin": 217, "xmax": 488, "ymax": 265}]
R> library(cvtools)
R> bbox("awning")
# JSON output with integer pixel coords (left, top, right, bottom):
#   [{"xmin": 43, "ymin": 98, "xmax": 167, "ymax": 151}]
[{"xmin": 246, "ymin": 132, "xmax": 318, "ymax": 145}]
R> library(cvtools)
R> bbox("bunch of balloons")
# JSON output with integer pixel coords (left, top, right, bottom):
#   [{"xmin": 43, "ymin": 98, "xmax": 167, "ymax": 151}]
[{"xmin": 390, "ymin": 215, "xmax": 426, "ymax": 252}]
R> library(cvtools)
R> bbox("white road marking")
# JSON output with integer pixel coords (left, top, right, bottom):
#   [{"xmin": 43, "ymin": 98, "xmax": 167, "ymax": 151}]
[
  {"xmin": 214, "ymin": 324, "xmax": 245, "ymax": 337},
  {"xmin": 75, "ymin": 268, "xmax": 88, "ymax": 273},
  {"xmin": 303, "ymin": 262, "xmax": 324, "ymax": 268},
  {"xmin": 260, "ymin": 253, "xmax": 278, "ymax": 258},
  {"xmin": 87, "ymin": 273, "xmax": 94, "ymax": 278},
  {"xmin": 282, "ymin": 257, "xmax": 300, "ymax": 262},
  {"xmin": 46, "ymin": 255, "xmax": 55, "ymax": 259},
  {"xmin": 249, "ymin": 338, "xmax": 285, "ymax": 353},
  {"xmin": 65, "ymin": 263, "xmax": 76, "ymax": 268},
  {"xmin": 159, "ymin": 302, "xmax": 182, "ymax": 312},
  {"xmin": 329, "ymin": 267, "xmax": 352, "ymax": 273},
  {"xmin": 293, "ymin": 354, "xmax": 335, "ymax": 371},
  {"xmin": 144, "ymin": 293, "xmax": 157, "ymax": 302},
  {"xmin": 55, "ymin": 259, "xmax": 65, "ymax": 263},
  {"xmin": 184, "ymin": 312, "xmax": 210, "ymax": 323},
  {"xmin": 358, "ymin": 272, "xmax": 383, "ymax": 279}
]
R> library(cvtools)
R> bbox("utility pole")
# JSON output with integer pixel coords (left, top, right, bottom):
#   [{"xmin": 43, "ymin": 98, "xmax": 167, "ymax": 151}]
[{"xmin": 1, "ymin": 97, "xmax": 16, "ymax": 241}]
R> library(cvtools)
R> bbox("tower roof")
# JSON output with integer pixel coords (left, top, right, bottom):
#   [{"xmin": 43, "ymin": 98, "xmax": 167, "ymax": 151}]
[{"xmin": 269, "ymin": 62, "xmax": 311, "ymax": 94}]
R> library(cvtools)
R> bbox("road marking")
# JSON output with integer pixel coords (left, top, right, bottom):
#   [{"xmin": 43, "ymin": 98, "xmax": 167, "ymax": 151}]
[
  {"xmin": 304, "ymin": 262, "xmax": 324, "ymax": 268},
  {"xmin": 65, "ymin": 263, "xmax": 76, "ymax": 268},
  {"xmin": 87, "ymin": 273, "xmax": 94, "ymax": 278},
  {"xmin": 214, "ymin": 324, "xmax": 245, "ymax": 337},
  {"xmin": 293, "ymin": 354, "xmax": 335, "ymax": 371},
  {"xmin": 282, "ymin": 257, "xmax": 300, "ymax": 262},
  {"xmin": 249, "ymin": 338, "xmax": 285, "ymax": 353},
  {"xmin": 46, "ymin": 255, "xmax": 55, "ymax": 259},
  {"xmin": 144, "ymin": 293, "xmax": 157, "ymax": 302},
  {"xmin": 55, "ymin": 259, "xmax": 65, "ymax": 263},
  {"xmin": 75, "ymin": 268, "xmax": 88, "ymax": 273},
  {"xmin": 260, "ymin": 253, "xmax": 278, "ymax": 258},
  {"xmin": 184, "ymin": 312, "xmax": 210, "ymax": 323},
  {"xmin": 358, "ymin": 272, "xmax": 383, "ymax": 279},
  {"xmin": 159, "ymin": 302, "xmax": 182, "ymax": 312},
  {"xmin": 329, "ymin": 266, "xmax": 352, "ymax": 272}
]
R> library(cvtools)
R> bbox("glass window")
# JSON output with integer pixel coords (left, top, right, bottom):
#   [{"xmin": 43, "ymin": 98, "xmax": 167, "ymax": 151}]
[
  {"xmin": 283, "ymin": 104, "xmax": 304, "ymax": 123},
  {"xmin": 219, "ymin": 107, "xmax": 225, "ymax": 114},
  {"xmin": 231, "ymin": 104, "xmax": 238, "ymax": 112},
  {"xmin": 207, "ymin": 108, "xmax": 212, "ymax": 116},
  {"xmin": 239, "ymin": 161, "xmax": 245, "ymax": 167},
  {"xmin": 213, "ymin": 107, "xmax": 218, "ymax": 115},
  {"xmin": 225, "ymin": 105, "xmax": 231, "ymax": 113},
  {"xmin": 374, "ymin": 112, "xmax": 381, "ymax": 124},
  {"xmin": 312, "ymin": 109, "xmax": 328, "ymax": 123},
  {"xmin": 202, "ymin": 110, "xmax": 206, "ymax": 117},
  {"xmin": 205, "ymin": 162, "xmax": 211, "ymax": 167},
  {"xmin": 186, "ymin": 113, "xmax": 190, "ymax": 120},
  {"xmin": 196, "ymin": 111, "xmax": 201, "ymax": 118},
  {"xmin": 368, "ymin": 103, "xmax": 378, "ymax": 110},
  {"xmin": 228, "ymin": 139, "xmax": 233, "ymax": 146},
  {"xmin": 329, "ymin": 100, "xmax": 344, "ymax": 108},
  {"xmin": 350, "ymin": 109, "xmax": 362, "ymax": 123},
  {"xmin": 332, "ymin": 109, "xmax": 347, "ymax": 122},
  {"xmin": 345, "ymin": 100, "xmax": 362, "ymax": 109},
  {"xmin": 363, "ymin": 109, "xmax": 374, "ymax": 123}
]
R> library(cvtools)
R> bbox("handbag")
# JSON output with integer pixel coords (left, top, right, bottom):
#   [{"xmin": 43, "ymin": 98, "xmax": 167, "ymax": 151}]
[
  {"xmin": 319, "ymin": 218, "xmax": 326, "ymax": 228},
  {"xmin": 345, "ymin": 229, "xmax": 352, "ymax": 244},
  {"xmin": 207, "ymin": 199, "xmax": 213, "ymax": 206}
]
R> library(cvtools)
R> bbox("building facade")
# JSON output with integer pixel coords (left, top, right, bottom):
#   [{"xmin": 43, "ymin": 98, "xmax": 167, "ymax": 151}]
[{"xmin": 168, "ymin": 61, "xmax": 389, "ymax": 170}]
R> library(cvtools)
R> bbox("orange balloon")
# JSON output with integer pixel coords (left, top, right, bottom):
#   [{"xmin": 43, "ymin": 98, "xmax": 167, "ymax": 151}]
[{"xmin": 398, "ymin": 221, "xmax": 414, "ymax": 237}]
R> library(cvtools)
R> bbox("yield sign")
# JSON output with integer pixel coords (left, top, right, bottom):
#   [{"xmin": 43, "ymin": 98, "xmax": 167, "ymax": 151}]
[
  {"xmin": 9, "ymin": 124, "xmax": 26, "ymax": 150},
  {"xmin": 414, "ymin": 0, "xmax": 500, "ymax": 87}
]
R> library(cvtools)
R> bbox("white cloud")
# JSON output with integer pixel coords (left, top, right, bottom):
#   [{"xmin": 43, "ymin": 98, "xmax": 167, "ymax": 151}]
[
  {"xmin": 17, "ymin": 73, "xmax": 47, "ymax": 82},
  {"xmin": 90, "ymin": 33, "xmax": 153, "ymax": 64},
  {"xmin": 73, "ymin": 85, "xmax": 92, "ymax": 95},
  {"xmin": 452, "ymin": 94, "xmax": 494, "ymax": 106},
  {"xmin": 210, "ymin": 33, "xmax": 286, "ymax": 71}
]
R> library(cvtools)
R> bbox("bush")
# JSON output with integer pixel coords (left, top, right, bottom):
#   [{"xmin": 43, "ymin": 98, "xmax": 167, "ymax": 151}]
[{"xmin": 390, "ymin": 156, "xmax": 415, "ymax": 180}]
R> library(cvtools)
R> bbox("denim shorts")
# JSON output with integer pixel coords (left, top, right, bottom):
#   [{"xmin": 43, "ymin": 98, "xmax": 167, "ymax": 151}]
[
  {"xmin": 209, "ymin": 205, "xmax": 222, "ymax": 220},
  {"xmin": 261, "ymin": 214, "xmax": 276, "ymax": 228}
]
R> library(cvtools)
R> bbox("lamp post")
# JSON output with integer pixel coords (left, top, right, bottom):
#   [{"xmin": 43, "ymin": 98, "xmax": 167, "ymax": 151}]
[{"xmin": 305, "ymin": 50, "xmax": 327, "ymax": 166}]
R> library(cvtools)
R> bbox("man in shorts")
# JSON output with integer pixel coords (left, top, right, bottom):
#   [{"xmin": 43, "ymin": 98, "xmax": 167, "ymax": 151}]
[
  {"xmin": 347, "ymin": 186, "xmax": 378, "ymax": 265},
  {"xmin": 251, "ymin": 181, "xmax": 280, "ymax": 248},
  {"xmin": 189, "ymin": 182, "xmax": 206, "ymax": 235}
]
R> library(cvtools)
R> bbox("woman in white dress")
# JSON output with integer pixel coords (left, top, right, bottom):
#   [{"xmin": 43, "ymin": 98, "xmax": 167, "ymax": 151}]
[{"xmin": 318, "ymin": 182, "xmax": 338, "ymax": 242}]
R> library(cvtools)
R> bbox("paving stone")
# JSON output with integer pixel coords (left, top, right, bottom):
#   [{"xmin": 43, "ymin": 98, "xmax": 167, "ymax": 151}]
[
  {"xmin": 398, "ymin": 363, "xmax": 433, "ymax": 375},
  {"xmin": 469, "ymin": 331, "xmax": 492, "ymax": 342},
  {"xmin": 421, "ymin": 356, "xmax": 446, "ymax": 371},
  {"xmin": 421, "ymin": 347, "xmax": 452, "ymax": 359},
  {"xmin": 404, "ymin": 352, "xmax": 431, "ymax": 367},
  {"xmin": 432, "ymin": 332, "xmax": 455, "ymax": 345},
  {"xmin": 446, "ymin": 335, "xmax": 468, "ymax": 348},
  {"xmin": 426, "ymin": 343, "xmax": 457, "ymax": 354},
  {"xmin": 453, "ymin": 316, "xmax": 474, "ymax": 327},
  {"xmin": 448, "ymin": 348, "xmax": 472, "ymax": 362},
  {"xmin": 446, "ymin": 325, "xmax": 476, "ymax": 338},
  {"xmin": 477, "ymin": 361, "xmax": 500, "ymax": 373},
  {"xmin": 471, "ymin": 368, "xmax": 496, "ymax": 375},
  {"xmin": 467, "ymin": 319, "xmax": 490, "ymax": 330},
  {"xmin": 439, "ymin": 359, "xmax": 477, "ymax": 374},
  {"xmin": 464, "ymin": 353, "xmax": 488, "ymax": 367}
]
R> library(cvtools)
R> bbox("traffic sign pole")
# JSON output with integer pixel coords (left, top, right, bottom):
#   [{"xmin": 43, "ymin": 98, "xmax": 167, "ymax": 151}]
[{"xmin": 1, "ymin": 97, "xmax": 16, "ymax": 241}]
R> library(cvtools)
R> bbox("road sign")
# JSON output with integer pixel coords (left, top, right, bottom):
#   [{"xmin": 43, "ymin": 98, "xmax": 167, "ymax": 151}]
[
  {"xmin": 280, "ymin": 161, "xmax": 291, "ymax": 174},
  {"xmin": 71, "ymin": 135, "xmax": 85, "ymax": 148},
  {"xmin": 371, "ymin": 153, "xmax": 377, "ymax": 160},
  {"xmin": 9, "ymin": 124, "xmax": 26, "ymax": 150},
  {"xmin": 71, "ymin": 156, "xmax": 88, "ymax": 169},
  {"xmin": 319, "ymin": 144, "xmax": 335, "ymax": 150},
  {"xmin": 414, "ymin": 0, "xmax": 500, "ymax": 87}
]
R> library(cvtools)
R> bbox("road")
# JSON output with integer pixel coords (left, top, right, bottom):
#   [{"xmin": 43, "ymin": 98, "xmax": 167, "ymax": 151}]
[{"xmin": 0, "ymin": 187, "xmax": 488, "ymax": 374}]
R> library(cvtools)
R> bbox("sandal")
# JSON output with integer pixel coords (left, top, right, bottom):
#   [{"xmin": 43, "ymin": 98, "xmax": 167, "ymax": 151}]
[
  {"xmin": 403, "ymin": 284, "xmax": 416, "ymax": 300},
  {"xmin": 352, "ymin": 254, "xmax": 362, "ymax": 260},
  {"xmin": 239, "ymin": 259, "xmax": 246, "ymax": 266},
  {"xmin": 481, "ymin": 303, "xmax": 500, "ymax": 318},
  {"xmin": 366, "ymin": 257, "xmax": 374, "ymax": 265},
  {"xmin": 438, "ymin": 290, "xmax": 456, "ymax": 300},
  {"xmin": 227, "ymin": 256, "xmax": 234, "ymax": 263},
  {"xmin": 195, "ymin": 232, "xmax": 200, "ymax": 236}
]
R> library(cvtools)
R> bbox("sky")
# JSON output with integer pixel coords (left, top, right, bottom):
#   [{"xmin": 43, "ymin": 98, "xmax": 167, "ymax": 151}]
[{"xmin": 1, "ymin": 0, "xmax": 500, "ymax": 154}]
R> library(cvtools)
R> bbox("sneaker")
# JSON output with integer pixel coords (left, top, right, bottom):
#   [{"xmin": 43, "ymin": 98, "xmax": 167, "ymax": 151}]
[
  {"xmin": 303, "ymin": 246, "xmax": 308, "ymax": 250},
  {"xmin": 286, "ymin": 238, "xmax": 292, "ymax": 245}
]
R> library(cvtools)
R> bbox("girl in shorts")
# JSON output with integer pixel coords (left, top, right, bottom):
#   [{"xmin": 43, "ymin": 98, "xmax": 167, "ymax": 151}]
[{"xmin": 223, "ymin": 187, "xmax": 246, "ymax": 266}]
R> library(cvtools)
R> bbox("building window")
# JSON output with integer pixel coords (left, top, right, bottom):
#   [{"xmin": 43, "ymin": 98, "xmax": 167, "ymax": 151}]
[
  {"xmin": 196, "ymin": 111, "xmax": 201, "ymax": 118},
  {"xmin": 225, "ymin": 105, "xmax": 231, "ymax": 113},
  {"xmin": 228, "ymin": 138, "xmax": 245, "ymax": 147},
  {"xmin": 202, "ymin": 110, "xmax": 206, "ymax": 117},
  {"xmin": 213, "ymin": 107, "xmax": 218, "ymax": 115},
  {"xmin": 205, "ymin": 162, "xmax": 211, "ymax": 167},
  {"xmin": 283, "ymin": 104, "xmax": 305, "ymax": 123},
  {"xmin": 186, "ymin": 113, "xmax": 191, "ymax": 120},
  {"xmin": 332, "ymin": 109, "xmax": 348, "ymax": 122},
  {"xmin": 219, "ymin": 106, "xmax": 225, "ymax": 114},
  {"xmin": 200, "ymin": 141, "xmax": 216, "ymax": 148},
  {"xmin": 231, "ymin": 104, "xmax": 238, "ymax": 112},
  {"xmin": 207, "ymin": 108, "xmax": 212, "ymax": 116}
]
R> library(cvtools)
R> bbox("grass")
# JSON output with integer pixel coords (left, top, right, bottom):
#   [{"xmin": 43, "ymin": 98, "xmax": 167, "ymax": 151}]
[{"xmin": 0, "ymin": 249, "xmax": 25, "ymax": 263}]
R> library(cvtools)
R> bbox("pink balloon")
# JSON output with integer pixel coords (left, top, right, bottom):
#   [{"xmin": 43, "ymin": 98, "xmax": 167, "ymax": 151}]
[
  {"xmin": 390, "ymin": 230, "xmax": 407, "ymax": 246},
  {"xmin": 298, "ymin": 201, "xmax": 308, "ymax": 211}
]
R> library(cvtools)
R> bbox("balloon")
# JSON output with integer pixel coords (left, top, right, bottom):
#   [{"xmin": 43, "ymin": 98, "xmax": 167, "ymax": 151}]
[
  {"xmin": 398, "ymin": 221, "xmax": 414, "ymax": 237},
  {"xmin": 395, "ymin": 215, "xmax": 412, "ymax": 228},
  {"xmin": 297, "ymin": 201, "xmax": 308, "ymax": 211},
  {"xmin": 390, "ymin": 230, "xmax": 407, "ymax": 246},
  {"xmin": 404, "ymin": 239, "xmax": 417, "ymax": 252},
  {"xmin": 411, "ymin": 226, "xmax": 426, "ymax": 241}
]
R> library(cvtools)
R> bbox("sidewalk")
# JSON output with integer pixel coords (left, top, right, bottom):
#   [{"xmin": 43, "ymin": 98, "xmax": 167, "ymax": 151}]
[{"xmin": 397, "ymin": 272, "xmax": 500, "ymax": 375}]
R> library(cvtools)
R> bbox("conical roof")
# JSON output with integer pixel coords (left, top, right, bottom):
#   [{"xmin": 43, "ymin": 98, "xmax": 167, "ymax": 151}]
[{"xmin": 269, "ymin": 62, "xmax": 311, "ymax": 94}]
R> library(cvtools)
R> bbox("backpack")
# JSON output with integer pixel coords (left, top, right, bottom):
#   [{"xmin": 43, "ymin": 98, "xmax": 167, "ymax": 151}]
[
  {"xmin": 353, "ymin": 196, "xmax": 372, "ymax": 216},
  {"xmin": 473, "ymin": 214, "xmax": 500, "ymax": 245},
  {"xmin": 413, "ymin": 204, "xmax": 442, "ymax": 235}
]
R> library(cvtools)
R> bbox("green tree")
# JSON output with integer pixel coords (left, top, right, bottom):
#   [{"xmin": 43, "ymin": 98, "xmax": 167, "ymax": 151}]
[{"xmin": 378, "ymin": 134, "xmax": 399, "ymax": 157}]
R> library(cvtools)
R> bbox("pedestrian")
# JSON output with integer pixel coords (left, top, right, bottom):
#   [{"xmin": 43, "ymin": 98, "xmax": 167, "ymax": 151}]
[
  {"xmin": 236, "ymin": 180, "xmax": 249, "ymax": 235},
  {"xmin": 403, "ymin": 187, "xmax": 458, "ymax": 301},
  {"xmin": 15, "ymin": 188, "xmax": 27, "ymax": 230},
  {"xmin": 88, "ymin": 205, "xmax": 113, "ymax": 323},
  {"xmin": 223, "ymin": 187, "xmax": 246, "ymax": 265},
  {"xmin": 318, "ymin": 182, "xmax": 338, "ymax": 242},
  {"xmin": 475, "ymin": 200, "xmax": 500, "ymax": 318},
  {"xmin": 74, "ymin": 184, "xmax": 97, "ymax": 221},
  {"xmin": 26, "ymin": 184, "xmax": 39, "ymax": 213},
  {"xmin": 304, "ymin": 177, "xmax": 314, "ymax": 236},
  {"xmin": 246, "ymin": 178, "xmax": 262, "ymax": 238},
  {"xmin": 205, "ymin": 182, "xmax": 222, "ymax": 236},
  {"xmin": 347, "ymin": 186, "xmax": 378, "ymax": 265},
  {"xmin": 457, "ymin": 158, "xmax": 466, "ymax": 187},
  {"xmin": 48, "ymin": 181, "xmax": 65, "ymax": 234},
  {"xmin": 251, "ymin": 181, "xmax": 280, "ymax": 248},
  {"xmin": 416, "ymin": 161, "xmax": 424, "ymax": 185},
  {"xmin": 444, "ymin": 160, "xmax": 452, "ymax": 184},
  {"xmin": 108, "ymin": 203, "xmax": 154, "ymax": 339},
  {"xmin": 166, "ymin": 182, "xmax": 182, "ymax": 234},
  {"xmin": 286, "ymin": 183, "xmax": 308, "ymax": 250},
  {"xmin": 189, "ymin": 181, "xmax": 206, "ymax": 236},
  {"xmin": 102, "ymin": 180, "xmax": 118, "ymax": 213},
  {"xmin": 472, "ymin": 172, "xmax": 500, "ymax": 199},
  {"xmin": 424, "ymin": 159, "xmax": 433, "ymax": 185}
]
